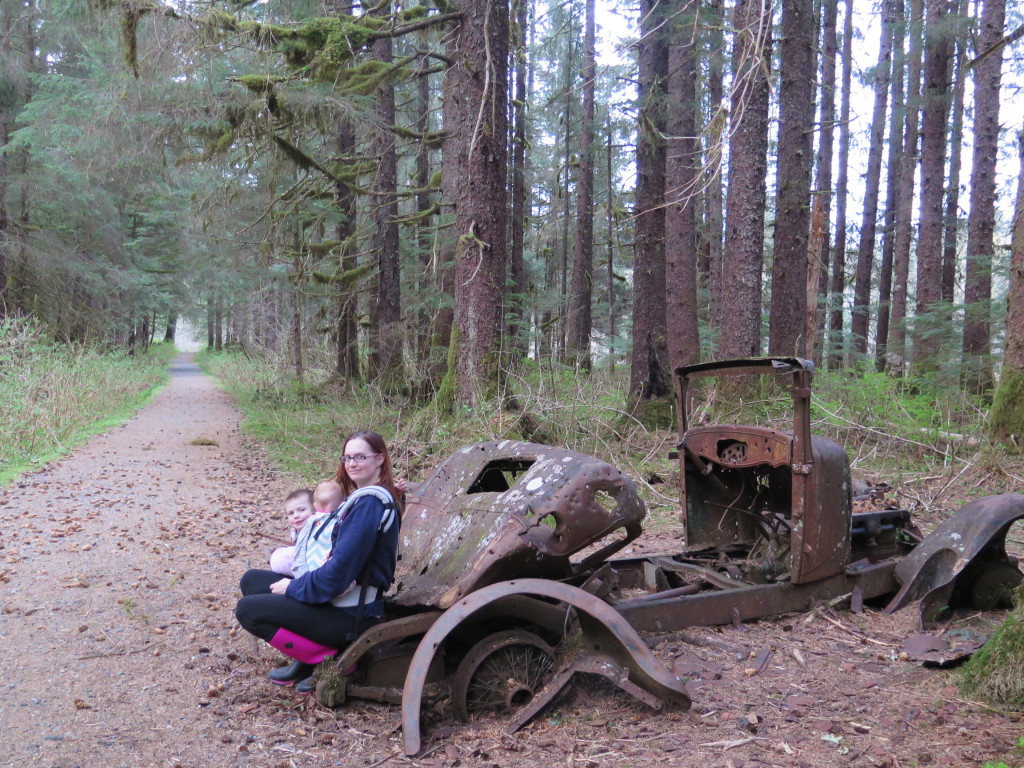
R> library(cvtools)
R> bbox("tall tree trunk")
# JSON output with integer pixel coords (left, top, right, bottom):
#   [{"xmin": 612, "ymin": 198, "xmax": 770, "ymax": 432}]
[
  {"xmin": 665, "ymin": 0, "xmax": 700, "ymax": 372},
  {"xmin": 507, "ymin": 0, "xmax": 530, "ymax": 358},
  {"xmin": 0, "ymin": 0, "xmax": 11, "ymax": 319},
  {"xmin": 367, "ymin": 0, "xmax": 403, "ymax": 393},
  {"xmin": 705, "ymin": 0, "xmax": 725, "ymax": 335},
  {"xmin": 811, "ymin": 0, "xmax": 838, "ymax": 364},
  {"xmin": 989, "ymin": 131, "xmax": 1024, "ymax": 440},
  {"xmin": 716, "ymin": 0, "xmax": 773, "ymax": 360},
  {"xmin": 164, "ymin": 313, "xmax": 177, "ymax": 343},
  {"xmin": 567, "ymin": 0, "xmax": 596, "ymax": 370},
  {"xmin": 215, "ymin": 298, "xmax": 223, "ymax": 352},
  {"xmin": 769, "ymin": 0, "xmax": 815, "ymax": 357},
  {"xmin": 206, "ymin": 295, "xmax": 215, "ymax": 351},
  {"xmin": 441, "ymin": 0, "xmax": 510, "ymax": 408},
  {"xmin": 850, "ymin": 0, "xmax": 897, "ymax": 359},
  {"xmin": 888, "ymin": 0, "xmax": 925, "ymax": 376},
  {"xmin": 414, "ymin": 59, "xmax": 434, "ymax": 369},
  {"xmin": 291, "ymin": 257, "xmax": 303, "ymax": 383},
  {"xmin": 127, "ymin": 319, "xmax": 137, "ymax": 357},
  {"xmin": 912, "ymin": 0, "xmax": 952, "ymax": 372},
  {"xmin": 606, "ymin": 121, "xmax": 618, "ymax": 371},
  {"xmin": 628, "ymin": 0, "xmax": 670, "ymax": 417},
  {"xmin": 874, "ymin": 1, "xmax": 907, "ymax": 372},
  {"xmin": 333, "ymin": 0, "xmax": 359, "ymax": 381},
  {"xmin": 558, "ymin": 19, "xmax": 576, "ymax": 365},
  {"xmin": 11, "ymin": 0, "xmax": 33, "ymax": 317},
  {"xmin": 941, "ymin": 0, "xmax": 969, "ymax": 306},
  {"xmin": 426, "ymin": 245, "xmax": 456, "ymax": 389},
  {"xmin": 827, "ymin": 0, "xmax": 853, "ymax": 368},
  {"xmin": 962, "ymin": 0, "xmax": 1005, "ymax": 393}
]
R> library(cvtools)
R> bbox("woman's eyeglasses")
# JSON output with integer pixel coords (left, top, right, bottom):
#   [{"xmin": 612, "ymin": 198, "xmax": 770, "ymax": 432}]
[{"xmin": 341, "ymin": 453, "xmax": 379, "ymax": 464}]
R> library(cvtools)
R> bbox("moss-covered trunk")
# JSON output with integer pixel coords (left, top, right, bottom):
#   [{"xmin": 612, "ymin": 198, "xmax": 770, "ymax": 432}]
[{"xmin": 990, "ymin": 131, "xmax": 1024, "ymax": 442}]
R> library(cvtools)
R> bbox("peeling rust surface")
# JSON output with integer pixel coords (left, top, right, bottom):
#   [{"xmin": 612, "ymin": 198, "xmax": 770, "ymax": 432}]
[{"xmin": 393, "ymin": 440, "xmax": 645, "ymax": 609}]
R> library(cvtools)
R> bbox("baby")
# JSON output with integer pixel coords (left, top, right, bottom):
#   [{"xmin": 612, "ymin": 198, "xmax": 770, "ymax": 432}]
[
  {"xmin": 268, "ymin": 489, "xmax": 315, "ymax": 576},
  {"xmin": 312, "ymin": 479, "xmax": 344, "ymax": 514}
]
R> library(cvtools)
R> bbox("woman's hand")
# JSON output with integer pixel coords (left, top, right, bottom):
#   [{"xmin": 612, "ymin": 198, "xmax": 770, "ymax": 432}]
[{"xmin": 269, "ymin": 578, "xmax": 291, "ymax": 595}]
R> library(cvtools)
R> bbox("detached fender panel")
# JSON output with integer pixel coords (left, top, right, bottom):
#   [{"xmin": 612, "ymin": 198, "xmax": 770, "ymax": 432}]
[{"xmin": 885, "ymin": 494, "xmax": 1024, "ymax": 626}]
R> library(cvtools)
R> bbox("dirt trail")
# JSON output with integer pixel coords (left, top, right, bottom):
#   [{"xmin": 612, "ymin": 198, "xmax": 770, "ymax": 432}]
[
  {"xmin": 0, "ymin": 354, "xmax": 284, "ymax": 768},
  {"xmin": 0, "ymin": 354, "xmax": 1020, "ymax": 768}
]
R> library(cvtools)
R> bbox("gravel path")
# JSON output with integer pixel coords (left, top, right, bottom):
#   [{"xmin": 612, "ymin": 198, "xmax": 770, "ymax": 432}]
[{"xmin": 0, "ymin": 354, "xmax": 283, "ymax": 768}]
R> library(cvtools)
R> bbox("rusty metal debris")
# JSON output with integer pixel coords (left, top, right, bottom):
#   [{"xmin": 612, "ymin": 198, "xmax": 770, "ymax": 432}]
[
  {"xmin": 303, "ymin": 358, "xmax": 1024, "ymax": 756},
  {"xmin": 885, "ymin": 493, "xmax": 1024, "ymax": 626}
]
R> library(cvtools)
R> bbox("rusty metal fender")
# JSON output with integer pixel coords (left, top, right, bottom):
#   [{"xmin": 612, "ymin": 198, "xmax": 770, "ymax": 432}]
[
  {"xmin": 884, "ymin": 493, "xmax": 1024, "ymax": 627},
  {"xmin": 400, "ymin": 578, "xmax": 691, "ymax": 756}
]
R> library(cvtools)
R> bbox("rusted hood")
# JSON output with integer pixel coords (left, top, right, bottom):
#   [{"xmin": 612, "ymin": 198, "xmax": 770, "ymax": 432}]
[{"xmin": 392, "ymin": 441, "xmax": 645, "ymax": 609}]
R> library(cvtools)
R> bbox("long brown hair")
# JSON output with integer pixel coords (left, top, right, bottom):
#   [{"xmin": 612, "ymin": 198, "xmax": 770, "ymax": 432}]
[{"xmin": 333, "ymin": 430, "xmax": 401, "ymax": 512}]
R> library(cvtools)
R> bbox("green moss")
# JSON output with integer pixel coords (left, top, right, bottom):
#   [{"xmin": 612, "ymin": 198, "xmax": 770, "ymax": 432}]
[
  {"xmin": 959, "ymin": 584, "xmax": 1024, "ymax": 708},
  {"xmin": 198, "ymin": 8, "xmax": 241, "ymax": 41},
  {"xmin": 235, "ymin": 75, "xmax": 286, "ymax": 94},
  {"xmin": 434, "ymin": 325, "xmax": 460, "ymax": 414},
  {"xmin": 323, "ymin": 59, "xmax": 394, "ymax": 96},
  {"xmin": 398, "ymin": 5, "xmax": 430, "ymax": 21},
  {"xmin": 234, "ymin": 19, "xmax": 289, "ymax": 48},
  {"xmin": 990, "ymin": 367, "xmax": 1024, "ymax": 443},
  {"xmin": 636, "ymin": 397, "xmax": 674, "ymax": 430},
  {"xmin": 307, "ymin": 16, "xmax": 384, "ymax": 79},
  {"xmin": 213, "ymin": 130, "xmax": 235, "ymax": 154},
  {"xmin": 310, "ymin": 261, "xmax": 372, "ymax": 288},
  {"xmin": 305, "ymin": 239, "xmax": 343, "ymax": 257}
]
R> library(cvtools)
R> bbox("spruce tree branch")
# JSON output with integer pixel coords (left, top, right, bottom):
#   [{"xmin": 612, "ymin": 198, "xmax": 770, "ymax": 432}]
[
  {"xmin": 271, "ymin": 135, "xmax": 341, "ymax": 182},
  {"xmin": 369, "ymin": 11, "xmax": 464, "ymax": 40},
  {"xmin": 964, "ymin": 23, "xmax": 1024, "ymax": 70}
]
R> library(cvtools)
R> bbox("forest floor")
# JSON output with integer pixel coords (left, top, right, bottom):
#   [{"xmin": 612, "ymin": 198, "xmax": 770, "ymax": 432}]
[{"xmin": 0, "ymin": 354, "xmax": 1021, "ymax": 768}]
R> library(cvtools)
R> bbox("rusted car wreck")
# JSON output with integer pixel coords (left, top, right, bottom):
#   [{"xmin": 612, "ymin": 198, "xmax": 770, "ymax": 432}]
[{"xmin": 315, "ymin": 357, "xmax": 1024, "ymax": 756}]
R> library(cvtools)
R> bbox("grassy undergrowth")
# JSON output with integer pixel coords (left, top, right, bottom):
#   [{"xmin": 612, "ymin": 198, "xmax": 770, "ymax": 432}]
[
  {"xmin": 198, "ymin": 347, "xmax": 1010, "ymax": 522},
  {"xmin": 197, "ymin": 349, "xmax": 682, "ymax": 525},
  {"xmin": 0, "ymin": 318, "xmax": 176, "ymax": 484}
]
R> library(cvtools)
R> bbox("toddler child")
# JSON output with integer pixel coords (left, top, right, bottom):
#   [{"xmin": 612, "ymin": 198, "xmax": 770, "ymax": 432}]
[{"xmin": 269, "ymin": 489, "xmax": 315, "ymax": 576}]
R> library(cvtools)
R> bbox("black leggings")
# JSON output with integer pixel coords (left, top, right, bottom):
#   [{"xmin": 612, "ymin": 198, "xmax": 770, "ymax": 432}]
[{"xmin": 235, "ymin": 568, "xmax": 363, "ymax": 649}]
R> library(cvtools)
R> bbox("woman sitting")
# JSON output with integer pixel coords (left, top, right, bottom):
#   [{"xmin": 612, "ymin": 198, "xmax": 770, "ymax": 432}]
[{"xmin": 235, "ymin": 430, "xmax": 402, "ymax": 692}]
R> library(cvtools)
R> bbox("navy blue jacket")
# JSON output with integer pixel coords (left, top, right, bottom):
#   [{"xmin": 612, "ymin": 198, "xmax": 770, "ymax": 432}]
[{"xmin": 285, "ymin": 493, "xmax": 399, "ymax": 614}]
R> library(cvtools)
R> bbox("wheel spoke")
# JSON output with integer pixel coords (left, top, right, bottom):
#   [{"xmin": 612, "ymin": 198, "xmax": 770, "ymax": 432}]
[{"xmin": 451, "ymin": 630, "xmax": 557, "ymax": 721}]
